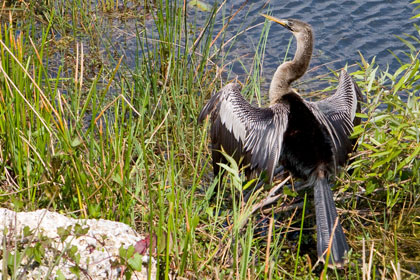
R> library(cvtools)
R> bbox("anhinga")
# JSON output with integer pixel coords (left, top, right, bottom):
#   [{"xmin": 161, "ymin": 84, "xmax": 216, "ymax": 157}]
[{"xmin": 198, "ymin": 14, "xmax": 363, "ymax": 267}]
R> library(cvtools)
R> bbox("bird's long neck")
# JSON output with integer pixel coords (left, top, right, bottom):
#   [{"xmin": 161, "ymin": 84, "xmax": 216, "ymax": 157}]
[{"xmin": 269, "ymin": 31, "xmax": 313, "ymax": 105}]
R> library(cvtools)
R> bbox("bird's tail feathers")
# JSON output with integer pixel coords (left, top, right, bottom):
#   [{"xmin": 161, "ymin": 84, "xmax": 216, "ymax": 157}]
[{"xmin": 313, "ymin": 175, "xmax": 349, "ymax": 268}]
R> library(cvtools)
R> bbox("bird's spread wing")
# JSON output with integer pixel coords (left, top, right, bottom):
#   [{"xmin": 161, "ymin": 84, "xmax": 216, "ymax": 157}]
[
  {"xmin": 198, "ymin": 83, "xmax": 288, "ymax": 182},
  {"xmin": 309, "ymin": 70, "xmax": 363, "ymax": 165},
  {"xmin": 316, "ymin": 70, "xmax": 362, "ymax": 132}
]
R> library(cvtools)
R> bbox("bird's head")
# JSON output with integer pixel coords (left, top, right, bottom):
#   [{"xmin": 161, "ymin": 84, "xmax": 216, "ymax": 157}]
[{"xmin": 261, "ymin": 15, "xmax": 312, "ymax": 35}]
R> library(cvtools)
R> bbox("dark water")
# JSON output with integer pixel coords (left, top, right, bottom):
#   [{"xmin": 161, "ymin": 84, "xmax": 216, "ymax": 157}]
[
  {"xmin": 206, "ymin": 0, "xmax": 419, "ymax": 91},
  {"xmin": 92, "ymin": 0, "xmax": 418, "ymax": 93}
]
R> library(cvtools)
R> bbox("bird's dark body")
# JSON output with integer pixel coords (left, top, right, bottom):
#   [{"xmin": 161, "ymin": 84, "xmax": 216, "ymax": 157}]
[
  {"xmin": 279, "ymin": 92, "xmax": 351, "ymax": 265},
  {"xmin": 281, "ymin": 93, "xmax": 335, "ymax": 179}
]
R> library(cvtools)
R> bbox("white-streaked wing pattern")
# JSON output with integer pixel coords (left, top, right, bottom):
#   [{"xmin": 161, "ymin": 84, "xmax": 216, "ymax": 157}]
[
  {"xmin": 198, "ymin": 83, "xmax": 289, "ymax": 182},
  {"xmin": 309, "ymin": 70, "xmax": 363, "ymax": 166}
]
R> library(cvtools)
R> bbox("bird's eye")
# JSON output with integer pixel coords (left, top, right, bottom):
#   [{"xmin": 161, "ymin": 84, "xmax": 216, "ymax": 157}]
[{"xmin": 285, "ymin": 21, "xmax": 294, "ymax": 31}]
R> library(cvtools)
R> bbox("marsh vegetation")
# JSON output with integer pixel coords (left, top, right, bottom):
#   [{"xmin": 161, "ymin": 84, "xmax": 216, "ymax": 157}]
[{"xmin": 0, "ymin": 0, "xmax": 419, "ymax": 279}]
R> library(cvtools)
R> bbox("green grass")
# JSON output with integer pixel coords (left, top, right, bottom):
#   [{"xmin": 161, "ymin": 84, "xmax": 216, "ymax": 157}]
[{"xmin": 1, "ymin": 0, "xmax": 420, "ymax": 279}]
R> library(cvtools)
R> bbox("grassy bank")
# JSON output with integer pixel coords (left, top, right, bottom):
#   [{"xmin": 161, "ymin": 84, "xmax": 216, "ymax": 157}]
[{"xmin": 1, "ymin": 0, "xmax": 419, "ymax": 279}]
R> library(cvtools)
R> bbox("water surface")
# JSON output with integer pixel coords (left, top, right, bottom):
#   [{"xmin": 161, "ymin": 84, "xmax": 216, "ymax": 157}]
[
  {"xmin": 205, "ymin": 0, "xmax": 418, "ymax": 91},
  {"xmin": 55, "ymin": 0, "xmax": 419, "ymax": 94}
]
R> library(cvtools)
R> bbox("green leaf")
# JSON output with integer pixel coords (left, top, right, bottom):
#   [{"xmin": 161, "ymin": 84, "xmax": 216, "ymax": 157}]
[
  {"xmin": 69, "ymin": 265, "xmax": 81, "ymax": 278},
  {"xmin": 120, "ymin": 245, "xmax": 135, "ymax": 260},
  {"xmin": 192, "ymin": 215, "xmax": 200, "ymax": 228},
  {"xmin": 395, "ymin": 35, "xmax": 416, "ymax": 53},
  {"xmin": 361, "ymin": 143, "xmax": 379, "ymax": 153},
  {"xmin": 71, "ymin": 137, "xmax": 82, "ymax": 147},
  {"xmin": 351, "ymin": 125, "xmax": 364, "ymax": 137},
  {"xmin": 221, "ymin": 150, "xmax": 239, "ymax": 170},
  {"xmin": 119, "ymin": 245, "xmax": 127, "ymax": 259},
  {"xmin": 407, "ymin": 58, "xmax": 420, "ymax": 83},
  {"xmin": 7, "ymin": 252, "xmax": 23, "ymax": 269},
  {"xmin": 369, "ymin": 137, "xmax": 382, "ymax": 147},
  {"xmin": 33, "ymin": 242, "xmax": 45, "ymax": 263},
  {"xmin": 73, "ymin": 223, "xmax": 89, "ymax": 236},
  {"xmin": 283, "ymin": 186, "xmax": 297, "ymax": 197},
  {"xmin": 370, "ymin": 150, "xmax": 392, "ymax": 158},
  {"xmin": 370, "ymin": 114, "xmax": 389, "ymax": 124},
  {"xmin": 57, "ymin": 226, "xmax": 71, "ymax": 242},
  {"xmin": 396, "ymin": 145, "xmax": 420, "ymax": 171},
  {"xmin": 217, "ymin": 162, "xmax": 237, "ymax": 176},
  {"xmin": 366, "ymin": 182, "xmax": 376, "ymax": 195},
  {"xmin": 68, "ymin": 245, "xmax": 78, "ymax": 259},
  {"xmin": 126, "ymin": 245, "xmax": 135, "ymax": 259},
  {"xmin": 242, "ymin": 178, "xmax": 257, "ymax": 191},
  {"xmin": 56, "ymin": 269, "xmax": 66, "ymax": 280},
  {"xmin": 112, "ymin": 173, "xmax": 123, "ymax": 186},
  {"xmin": 367, "ymin": 66, "xmax": 378, "ymax": 93},
  {"xmin": 356, "ymin": 113, "xmax": 369, "ymax": 118},
  {"xmin": 23, "ymin": 226, "xmax": 32, "ymax": 237},
  {"xmin": 128, "ymin": 253, "xmax": 143, "ymax": 271}
]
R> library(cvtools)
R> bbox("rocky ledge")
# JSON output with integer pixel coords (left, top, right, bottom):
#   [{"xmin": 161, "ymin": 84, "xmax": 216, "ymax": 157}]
[{"xmin": 0, "ymin": 208, "xmax": 156, "ymax": 279}]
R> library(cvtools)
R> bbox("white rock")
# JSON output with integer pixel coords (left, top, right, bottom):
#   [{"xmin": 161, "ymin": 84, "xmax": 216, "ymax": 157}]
[{"xmin": 0, "ymin": 208, "xmax": 156, "ymax": 279}]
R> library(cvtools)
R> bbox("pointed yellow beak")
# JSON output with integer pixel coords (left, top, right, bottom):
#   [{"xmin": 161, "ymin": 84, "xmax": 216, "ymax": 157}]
[{"xmin": 261, "ymin": 14, "xmax": 288, "ymax": 27}]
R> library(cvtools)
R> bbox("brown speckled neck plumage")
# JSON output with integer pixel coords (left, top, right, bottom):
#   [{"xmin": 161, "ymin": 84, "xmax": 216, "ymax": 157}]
[{"xmin": 269, "ymin": 22, "xmax": 313, "ymax": 105}]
